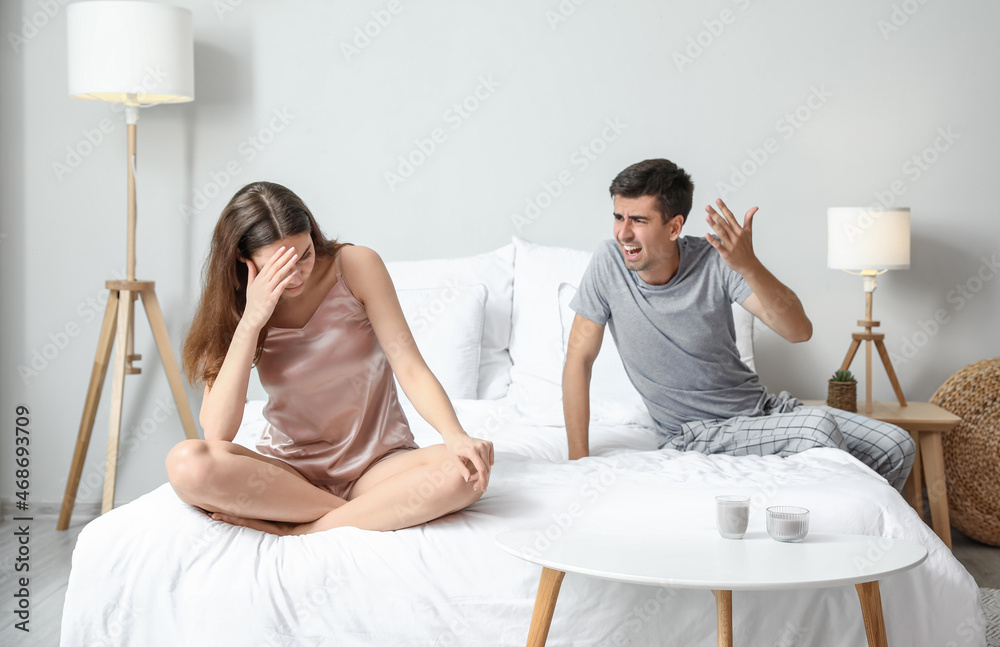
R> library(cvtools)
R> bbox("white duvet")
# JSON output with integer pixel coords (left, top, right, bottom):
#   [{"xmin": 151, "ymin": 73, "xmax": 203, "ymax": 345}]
[{"xmin": 60, "ymin": 400, "xmax": 987, "ymax": 646}]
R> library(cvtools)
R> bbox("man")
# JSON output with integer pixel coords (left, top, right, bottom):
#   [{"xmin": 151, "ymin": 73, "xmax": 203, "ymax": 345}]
[{"xmin": 563, "ymin": 158, "xmax": 914, "ymax": 492}]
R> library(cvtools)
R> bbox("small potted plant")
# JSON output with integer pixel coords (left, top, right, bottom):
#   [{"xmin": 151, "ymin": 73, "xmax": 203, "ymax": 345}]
[{"xmin": 827, "ymin": 369, "xmax": 857, "ymax": 412}]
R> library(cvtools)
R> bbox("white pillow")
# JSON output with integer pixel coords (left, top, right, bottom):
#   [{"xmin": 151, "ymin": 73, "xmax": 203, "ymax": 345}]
[
  {"xmin": 386, "ymin": 244, "xmax": 514, "ymax": 399},
  {"xmin": 507, "ymin": 237, "xmax": 593, "ymax": 420},
  {"xmin": 394, "ymin": 284, "xmax": 487, "ymax": 404},
  {"xmin": 557, "ymin": 283, "xmax": 646, "ymax": 408}
]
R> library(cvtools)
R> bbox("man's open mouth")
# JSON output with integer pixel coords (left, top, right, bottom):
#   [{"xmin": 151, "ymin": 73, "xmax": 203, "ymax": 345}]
[{"xmin": 622, "ymin": 243, "xmax": 642, "ymax": 260}]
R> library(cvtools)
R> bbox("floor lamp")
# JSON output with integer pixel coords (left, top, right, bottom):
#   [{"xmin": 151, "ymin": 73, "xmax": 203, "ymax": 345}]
[
  {"xmin": 827, "ymin": 207, "xmax": 911, "ymax": 415},
  {"xmin": 59, "ymin": 1, "xmax": 198, "ymax": 530}
]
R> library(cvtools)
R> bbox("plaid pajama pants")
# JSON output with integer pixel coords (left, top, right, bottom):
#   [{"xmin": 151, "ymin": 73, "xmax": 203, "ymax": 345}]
[{"xmin": 658, "ymin": 391, "xmax": 916, "ymax": 492}]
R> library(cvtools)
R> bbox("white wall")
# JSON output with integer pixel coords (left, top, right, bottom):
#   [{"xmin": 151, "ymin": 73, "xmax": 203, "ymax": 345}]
[{"xmin": 2, "ymin": 0, "xmax": 998, "ymax": 512}]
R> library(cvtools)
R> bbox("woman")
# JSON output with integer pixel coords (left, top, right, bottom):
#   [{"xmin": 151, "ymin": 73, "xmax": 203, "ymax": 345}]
[{"xmin": 167, "ymin": 181, "xmax": 493, "ymax": 536}]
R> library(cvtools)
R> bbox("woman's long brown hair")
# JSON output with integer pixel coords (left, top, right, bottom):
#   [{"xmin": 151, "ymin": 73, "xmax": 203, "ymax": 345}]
[{"xmin": 182, "ymin": 181, "xmax": 347, "ymax": 388}]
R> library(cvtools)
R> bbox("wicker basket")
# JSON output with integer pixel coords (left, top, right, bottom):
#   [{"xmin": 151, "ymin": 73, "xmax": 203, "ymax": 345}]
[
  {"xmin": 930, "ymin": 358, "xmax": 1000, "ymax": 547},
  {"xmin": 826, "ymin": 380, "xmax": 857, "ymax": 412}
]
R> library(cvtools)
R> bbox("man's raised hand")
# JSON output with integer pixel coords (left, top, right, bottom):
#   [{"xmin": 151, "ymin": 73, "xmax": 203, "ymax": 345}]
[{"xmin": 705, "ymin": 198, "xmax": 761, "ymax": 277}]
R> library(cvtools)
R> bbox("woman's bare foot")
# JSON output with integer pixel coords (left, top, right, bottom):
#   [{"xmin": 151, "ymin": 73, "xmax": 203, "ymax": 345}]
[{"xmin": 209, "ymin": 512, "xmax": 304, "ymax": 536}]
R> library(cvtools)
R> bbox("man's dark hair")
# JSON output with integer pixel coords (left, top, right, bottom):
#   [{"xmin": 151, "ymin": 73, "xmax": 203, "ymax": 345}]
[{"xmin": 609, "ymin": 159, "xmax": 694, "ymax": 223}]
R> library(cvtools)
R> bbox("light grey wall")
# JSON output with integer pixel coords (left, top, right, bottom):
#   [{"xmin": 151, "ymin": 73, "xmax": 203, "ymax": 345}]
[{"xmin": 2, "ymin": 0, "xmax": 998, "ymax": 510}]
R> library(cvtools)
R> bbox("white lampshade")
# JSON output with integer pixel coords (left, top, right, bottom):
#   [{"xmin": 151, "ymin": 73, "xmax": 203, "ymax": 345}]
[
  {"xmin": 67, "ymin": 1, "xmax": 194, "ymax": 105},
  {"xmin": 827, "ymin": 207, "xmax": 910, "ymax": 271}
]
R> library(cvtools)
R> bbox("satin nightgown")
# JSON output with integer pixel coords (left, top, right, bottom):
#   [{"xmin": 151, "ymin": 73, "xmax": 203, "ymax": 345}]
[{"xmin": 254, "ymin": 252, "xmax": 417, "ymax": 498}]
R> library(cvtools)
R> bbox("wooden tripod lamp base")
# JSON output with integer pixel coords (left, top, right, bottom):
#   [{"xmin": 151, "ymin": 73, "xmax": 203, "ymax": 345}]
[
  {"xmin": 839, "ymin": 287, "xmax": 907, "ymax": 416},
  {"xmin": 57, "ymin": 280, "xmax": 199, "ymax": 531},
  {"xmin": 63, "ymin": 1, "xmax": 197, "ymax": 530}
]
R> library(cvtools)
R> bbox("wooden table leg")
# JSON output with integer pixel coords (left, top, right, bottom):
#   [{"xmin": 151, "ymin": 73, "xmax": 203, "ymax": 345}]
[
  {"xmin": 919, "ymin": 431, "xmax": 953, "ymax": 549},
  {"xmin": 712, "ymin": 590, "xmax": 733, "ymax": 647},
  {"xmin": 855, "ymin": 581, "xmax": 888, "ymax": 647},
  {"xmin": 526, "ymin": 568, "xmax": 566, "ymax": 647}
]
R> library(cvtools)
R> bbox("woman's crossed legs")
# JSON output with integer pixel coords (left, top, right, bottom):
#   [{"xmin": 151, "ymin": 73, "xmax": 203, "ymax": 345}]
[{"xmin": 165, "ymin": 440, "xmax": 482, "ymax": 536}]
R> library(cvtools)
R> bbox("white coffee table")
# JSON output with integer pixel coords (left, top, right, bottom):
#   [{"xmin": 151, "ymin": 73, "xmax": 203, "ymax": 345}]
[{"xmin": 495, "ymin": 530, "xmax": 927, "ymax": 647}]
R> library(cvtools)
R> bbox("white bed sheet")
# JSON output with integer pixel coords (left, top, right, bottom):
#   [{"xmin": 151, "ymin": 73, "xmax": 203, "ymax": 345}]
[
  {"xmin": 401, "ymin": 397, "xmax": 662, "ymax": 461},
  {"xmin": 60, "ymin": 401, "xmax": 987, "ymax": 646}
]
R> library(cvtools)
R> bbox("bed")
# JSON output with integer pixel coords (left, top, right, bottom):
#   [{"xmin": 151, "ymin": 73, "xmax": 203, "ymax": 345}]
[{"xmin": 60, "ymin": 238, "xmax": 987, "ymax": 646}]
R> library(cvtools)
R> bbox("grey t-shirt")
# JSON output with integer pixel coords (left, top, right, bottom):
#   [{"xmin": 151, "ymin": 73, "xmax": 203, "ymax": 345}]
[{"xmin": 570, "ymin": 237, "xmax": 768, "ymax": 434}]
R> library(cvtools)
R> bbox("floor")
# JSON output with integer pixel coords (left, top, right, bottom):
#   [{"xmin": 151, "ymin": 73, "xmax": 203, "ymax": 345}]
[
  {"xmin": 1, "ymin": 514, "xmax": 997, "ymax": 646},
  {"xmin": 1, "ymin": 514, "xmax": 89, "ymax": 646},
  {"xmin": 953, "ymin": 527, "xmax": 1000, "ymax": 588}
]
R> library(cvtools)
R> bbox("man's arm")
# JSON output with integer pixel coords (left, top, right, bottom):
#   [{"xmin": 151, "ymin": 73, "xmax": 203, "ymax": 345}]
[
  {"xmin": 705, "ymin": 198, "xmax": 812, "ymax": 343},
  {"xmin": 563, "ymin": 314, "xmax": 605, "ymax": 460},
  {"xmin": 738, "ymin": 280, "xmax": 811, "ymax": 343}
]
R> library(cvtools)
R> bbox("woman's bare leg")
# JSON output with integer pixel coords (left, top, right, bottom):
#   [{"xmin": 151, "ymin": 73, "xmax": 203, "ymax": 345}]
[
  {"xmin": 165, "ymin": 439, "xmax": 346, "ymax": 523},
  {"xmin": 211, "ymin": 445, "xmax": 483, "ymax": 535}
]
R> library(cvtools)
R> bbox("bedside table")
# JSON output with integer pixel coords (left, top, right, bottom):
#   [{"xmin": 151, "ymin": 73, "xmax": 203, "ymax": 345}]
[{"xmin": 804, "ymin": 400, "xmax": 961, "ymax": 548}]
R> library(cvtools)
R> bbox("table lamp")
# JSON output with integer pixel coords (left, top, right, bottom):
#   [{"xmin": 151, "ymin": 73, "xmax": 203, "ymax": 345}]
[
  {"xmin": 827, "ymin": 207, "xmax": 910, "ymax": 415},
  {"xmin": 59, "ymin": 1, "xmax": 199, "ymax": 530}
]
